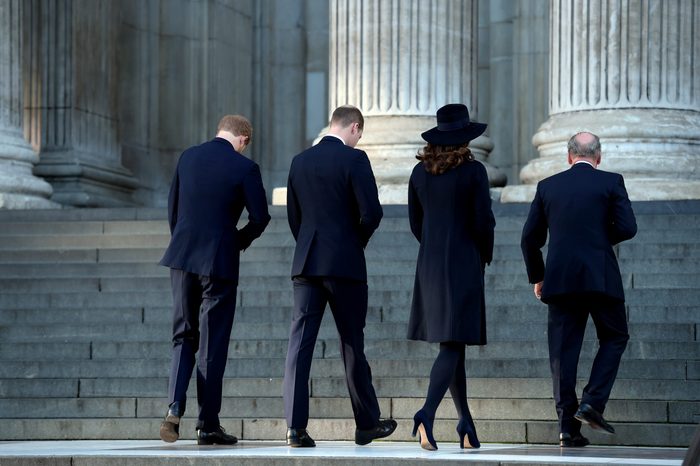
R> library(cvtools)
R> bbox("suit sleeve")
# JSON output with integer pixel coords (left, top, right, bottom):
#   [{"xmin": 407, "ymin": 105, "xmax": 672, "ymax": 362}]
[
  {"xmin": 472, "ymin": 162, "xmax": 496, "ymax": 266},
  {"xmin": 166, "ymin": 165, "xmax": 180, "ymax": 234},
  {"xmin": 407, "ymin": 173, "xmax": 423, "ymax": 242},
  {"xmin": 286, "ymin": 167, "xmax": 301, "ymax": 240},
  {"xmin": 237, "ymin": 163, "xmax": 271, "ymax": 251},
  {"xmin": 521, "ymin": 183, "xmax": 548, "ymax": 284},
  {"xmin": 350, "ymin": 151, "xmax": 383, "ymax": 247},
  {"xmin": 608, "ymin": 174, "xmax": 637, "ymax": 245}
]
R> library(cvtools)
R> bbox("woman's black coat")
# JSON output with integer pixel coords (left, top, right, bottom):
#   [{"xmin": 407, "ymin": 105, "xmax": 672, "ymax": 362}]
[{"xmin": 406, "ymin": 159, "xmax": 495, "ymax": 344}]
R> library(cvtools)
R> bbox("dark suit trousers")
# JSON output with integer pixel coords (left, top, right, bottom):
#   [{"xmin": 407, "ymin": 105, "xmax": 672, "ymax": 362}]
[
  {"xmin": 547, "ymin": 297, "xmax": 629, "ymax": 435},
  {"xmin": 283, "ymin": 276, "xmax": 381, "ymax": 430},
  {"xmin": 168, "ymin": 269, "xmax": 237, "ymax": 431}
]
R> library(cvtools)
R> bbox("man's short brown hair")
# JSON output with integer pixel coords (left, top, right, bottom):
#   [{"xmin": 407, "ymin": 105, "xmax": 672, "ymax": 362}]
[
  {"xmin": 217, "ymin": 115, "xmax": 252, "ymax": 141},
  {"xmin": 330, "ymin": 105, "xmax": 364, "ymax": 130}
]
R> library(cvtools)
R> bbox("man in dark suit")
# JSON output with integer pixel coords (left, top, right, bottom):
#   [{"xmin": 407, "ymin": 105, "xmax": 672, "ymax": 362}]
[
  {"xmin": 521, "ymin": 132, "xmax": 637, "ymax": 447},
  {"xmin": 282, "ymin": 105, "xmax": 397, "ymax": 447},
  {"xmin": 158, "ymin": 115, "xmax": 271, "ymax": 445}
]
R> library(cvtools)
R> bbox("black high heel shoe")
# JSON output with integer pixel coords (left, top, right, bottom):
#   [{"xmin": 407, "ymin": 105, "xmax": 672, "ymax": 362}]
[
  {"xmin": 456, "ymin": 417, "xmax": 480, "ymax": 449},
  {"xmin": 412, "ymin": 409, "xmax": 438, "ymax": 451}
]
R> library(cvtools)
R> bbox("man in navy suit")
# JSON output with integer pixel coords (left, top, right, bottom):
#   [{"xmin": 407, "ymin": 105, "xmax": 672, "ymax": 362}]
[
  {"xmin": 282, "ymin": 105, "xmax": 397, "ymax": 447},
  {"xmin": 158, "ymin": 115, "xmax": 270, "ymax": 445},
  {"xmin": 521, "ymin": 132, "xmax": 637, "ymax": 447}
]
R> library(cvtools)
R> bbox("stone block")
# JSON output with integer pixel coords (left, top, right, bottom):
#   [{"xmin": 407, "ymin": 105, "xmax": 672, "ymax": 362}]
[
  {"xmin": 102, "ymin": 221, "xmax": 169, "ymax": 235},
  {"xmin": 0, "ymin": 293, "xmax": 49, "ymax": 310},
  {"xmin": 626, "ymin": 289, "xmax": 700, "ymax": 306},
  {"xmin": 689, "ymin": 361, "xmax": 700, "ymax": 380},
  {"xmin": 0, "ymin": 221, "xmax": 104, "ymax": 235},
  {"xmin": 80, "ymin": 378, "xmax": 167, "ymax": 398},
  {"xmin": 0, "ymin": 342, "xmax": 90, "ymax": 360},
  {"xmin": 97, "ymin": 248, "xmax": 164, "ymax": 263},
  {"xmin": 0, "ymin": 379, "xmax": 78, "ymax": 398},
  {"xmin": 0, "ymin": 308, "xmax": 143, "ymax": 325},
  {"xmin": 618, "ymin": 243, "xmax": 700, "ymax": 260},
  {"xmin": 612, "ymin": 379, "xmax": 700, "ymax": 401},
  {"xmin": 669, "ymin": 402, "xmax": 700, "ymax": 423},
  {"xmin": 623, "ymin": 341, "xmax": 700, "ymax": 360},
  {"xmin": 628, "ymin": 306, "xmax": 700, "ymax": 324},
  {"xmin": 0, "ymin": 249, "xmax": 97, "ymax": 264},
  {"xmin": 0, "ymin": 398, "xmax": 136, "ymax": 418},
  {"xmin": 0, "ymin": 278, "xmax": 99, "ymax": 293},
  {"xmin": 526, "ymin": 420, "xmax": 696, "ymax": 447},
  {"xmin": 633, "ymin": 273, "xmax": 700, "ymax": 289}
]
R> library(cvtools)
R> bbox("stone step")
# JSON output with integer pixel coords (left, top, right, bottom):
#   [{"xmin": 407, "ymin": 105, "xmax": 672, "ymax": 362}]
[
  {"xmin": 3, "ymin": 376, "xmax": 696, "ymax": 403},
  {"xmin": 3, "ymin": 339, "xmax": 695, "ymax": 362},
  {"xmin": 2, "ymin": 303, "xmax": 695, "ymax": 326},
  {"xmin": 1, "ymin": 396, "xmax": 687, "ymax": 425},
  {"xmin": 1, "ymin": 229, "xmax": 698, "ymax": 252},
  {"xmin": 0, "ymin": 286, "xmax": 700, "ymax": 317},
  {"xmin": 0, "ymin": 357, "xmax": 689, "ymax": 380},
  {"xmin": 0, "ymin": 320, "xmax": 692, "ymax": 344},
  {"xmin": 0, "ymin": 211, "xmax": 695, "ymax": 236},
  {"xmin": 0, "ymin": 417, "xmax": 694, "ymax": 446},
  {"xmin": 1, "ymin": 272, "xmax": 697, "ymax": 294}
]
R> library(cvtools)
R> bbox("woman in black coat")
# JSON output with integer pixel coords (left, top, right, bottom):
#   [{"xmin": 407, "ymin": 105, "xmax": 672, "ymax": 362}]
[{"xmin": 407, "ymin": 104, "xmax": 495, "ymax": 451}]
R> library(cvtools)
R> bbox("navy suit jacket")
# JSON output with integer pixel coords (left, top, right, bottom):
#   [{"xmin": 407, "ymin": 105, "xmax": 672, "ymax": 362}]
[
  {"xmin": 287, "ymin": 136, "xmax": 383, "ymax": 281},
  {"xmin": 521, "ymin": 162, "xmax": 637, "ymax": 303},
  {"xmin": 160, "ymin": 137, "xmax": 271, "ymax": 282}
]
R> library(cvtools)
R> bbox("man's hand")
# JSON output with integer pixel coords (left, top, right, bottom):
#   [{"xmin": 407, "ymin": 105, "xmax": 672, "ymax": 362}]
[{"xmin": 534, "ymin": 281, "xmax": 543, "ymax": 300}]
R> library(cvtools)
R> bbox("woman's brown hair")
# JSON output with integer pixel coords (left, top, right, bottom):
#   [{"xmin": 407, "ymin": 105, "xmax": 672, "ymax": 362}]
[{"xmin": 416, "ymin": 143, "xmax": 474, "ymax": 175}]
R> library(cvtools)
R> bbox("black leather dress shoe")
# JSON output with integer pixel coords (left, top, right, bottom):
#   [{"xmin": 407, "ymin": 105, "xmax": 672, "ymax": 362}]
[
  {"xmin": 159, "ymin": 401, "xmax": 184, "ymax": 443},
  {"xmin": 196, "ymin": 426, "xmax": 238, "ymax": 445},
  {"xmin": 286, "ymin": 428, "xmax": 316, "ymax": 447},
  {"xmin": 355, "ymin": 419, "xmax": 398, "ymax": 445},
  {"xmin": 575, "ymin": 403, "xmax": 615, "ymax": 434},
  {"xmin": 560, "ymin": 432, "xmax": 590, "ymax": 447}
]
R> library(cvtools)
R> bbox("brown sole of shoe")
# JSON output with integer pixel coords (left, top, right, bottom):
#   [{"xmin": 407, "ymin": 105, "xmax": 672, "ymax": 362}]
[
  {"xmin": 159, "ymin": 415, "xmax": 180, "ymax": 443},
  {"xmin": 418, "ymin": 424, "xmax": 437, "ymax": 451}
]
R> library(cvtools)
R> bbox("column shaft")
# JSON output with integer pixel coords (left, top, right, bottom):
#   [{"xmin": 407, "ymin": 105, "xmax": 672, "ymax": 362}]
[
  {"xmin": 0, "ymin": 0, "xmax": 56, "ymax": 209},
  {"xmin": 330, "ymin": 0, "xmax": 503, "ymax": 204}
]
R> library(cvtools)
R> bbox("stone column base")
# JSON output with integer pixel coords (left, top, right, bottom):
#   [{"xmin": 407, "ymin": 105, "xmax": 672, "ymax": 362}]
[
  {"xmin": 0, "ymin": 132, "xmax": 58, "ymax": 209},
  {"xmin": 502, "ymin": 108, "xmax": 700, "ymax": 203},
  {"xmin": 34, "ymin": 152, "xmax": 139, "ymax": 207}
]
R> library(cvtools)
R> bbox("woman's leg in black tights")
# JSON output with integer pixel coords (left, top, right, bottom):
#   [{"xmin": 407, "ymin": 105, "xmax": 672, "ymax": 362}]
[
  {"xmin": 448, "ymin": 344, "xmax": 471, "ymax": 419},
  {"xmin": 422, "ymin": 342, "xmax": 462, "ymax": 418}
]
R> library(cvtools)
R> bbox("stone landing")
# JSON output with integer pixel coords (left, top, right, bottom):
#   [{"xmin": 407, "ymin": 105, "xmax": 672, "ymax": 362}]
[{"xmin": 0, "ymin": 440, "xmax": 689, "ymax": 466}]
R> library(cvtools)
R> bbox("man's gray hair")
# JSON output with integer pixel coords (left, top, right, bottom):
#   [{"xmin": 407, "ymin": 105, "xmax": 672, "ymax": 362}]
[{"xmin": 567, "ymin": 132, "xmax": 601, "ymax": 159}]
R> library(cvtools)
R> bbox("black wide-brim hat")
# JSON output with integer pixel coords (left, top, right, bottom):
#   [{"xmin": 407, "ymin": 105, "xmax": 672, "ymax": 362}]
[{"xmin": 421, "ymin": 103, "xmax": 487, "ymax": 146}]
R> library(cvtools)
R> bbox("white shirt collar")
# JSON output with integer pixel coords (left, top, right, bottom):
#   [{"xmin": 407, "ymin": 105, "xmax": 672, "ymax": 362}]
[
  {"xmin": 326, "ymin": 133, "xmax": 346, "ymax": 145},
  {"xmin": 574, "ymin": 160, "xmax": 596, "ymax": 168}
]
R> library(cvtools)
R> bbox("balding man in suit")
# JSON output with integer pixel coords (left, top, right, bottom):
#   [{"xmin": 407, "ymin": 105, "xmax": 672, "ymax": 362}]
[
  {"xmin": 282, "ymin": 105, "xmax": 397, "ymax": 447},
  {"xmin": 521, "ymin": 132, "xmax": 637, "ymax": 447}
]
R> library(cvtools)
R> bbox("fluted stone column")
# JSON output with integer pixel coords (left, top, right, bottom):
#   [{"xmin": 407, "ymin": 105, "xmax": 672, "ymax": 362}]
[
  {"xmin": 332, "ymin": 0, "xmax": 505, "ymax": 204},
  {"xmin": 0, "ymin": 0, "xmax": 56, "ymax": 209},
  {"xmin": 502, "ymin": 0, "xmax": 700, "ymax": 202},
  {"xmin": 24, "ymin": 0, "xmax": 137, "ymax": 207}
]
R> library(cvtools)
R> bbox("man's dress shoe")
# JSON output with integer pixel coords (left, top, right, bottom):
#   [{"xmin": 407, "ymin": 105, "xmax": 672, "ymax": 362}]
[
  {"xmin": 159, "ymin": 402, "xmax": 184, "ymax": 443},
  {"xmin": 286, "ymin": 428, "xmax": 316, "ymax": 447},
  {"xmin": 560, "ymin": 432, "xmax": 590, "ymax": 447},
  {"xmin": 196, "ymin": 426, "xmax": 238, "ymax": 445},
  {"xmin": 575, "ymin": 403, "xmax": 615, "ymax": 434},
  {"xmin": 355, "ymin": 419, "xmax": 398, "ymax": 445}
]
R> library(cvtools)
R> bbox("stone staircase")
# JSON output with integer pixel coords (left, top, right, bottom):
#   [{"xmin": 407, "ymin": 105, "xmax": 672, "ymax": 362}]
[{"xmin": 0, "ymin": 203, "xmax": 698, "ymax": 447}]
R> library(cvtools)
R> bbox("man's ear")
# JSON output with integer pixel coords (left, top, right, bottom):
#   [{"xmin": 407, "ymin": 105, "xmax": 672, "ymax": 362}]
[{"xmin": 567, "ymin": 153, "xmax": 574, "ymax": 165}]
